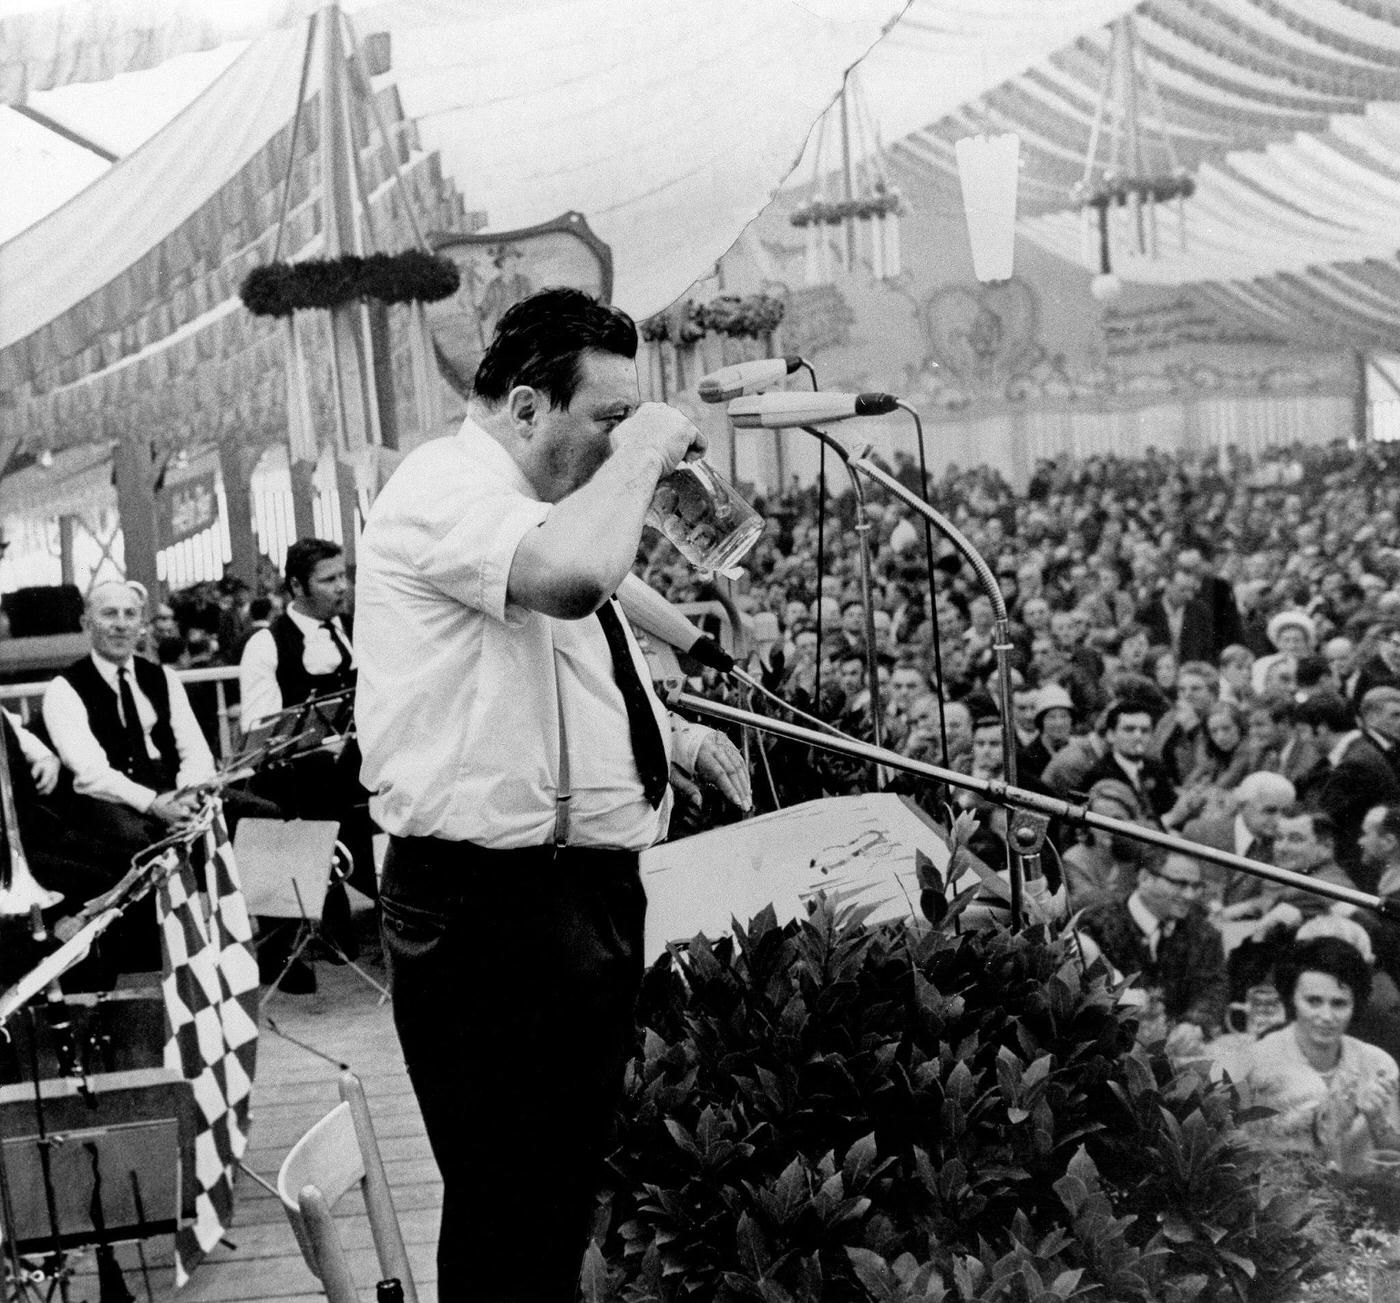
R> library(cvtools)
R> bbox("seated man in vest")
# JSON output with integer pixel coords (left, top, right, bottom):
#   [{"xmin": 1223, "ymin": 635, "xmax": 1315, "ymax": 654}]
[
  {"xmin": 41, "ymin": 579, "xmax": 217, "ymax": 974},
  {"xmin": 239, "ymin": 539, "xmax": 375, "ymax": 984}
]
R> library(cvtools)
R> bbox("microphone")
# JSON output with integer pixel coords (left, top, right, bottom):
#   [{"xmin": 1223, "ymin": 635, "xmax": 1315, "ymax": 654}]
[
  {"xmin": 697, "ymin": 357, "xmax": 804, "ymax": 403},
  {"xmin": 726, "ymin": 391, "xmax": 900, "ymax": 428},
  {"xmin": 617, "ymin": 574, "xmax": 735, "ymax": 672}
]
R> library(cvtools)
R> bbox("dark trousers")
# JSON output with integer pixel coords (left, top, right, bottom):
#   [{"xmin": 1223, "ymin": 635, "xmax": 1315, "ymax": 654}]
[{"xmin": 380, "ymin": 838, "xmax": 646, "ymax": 1303}]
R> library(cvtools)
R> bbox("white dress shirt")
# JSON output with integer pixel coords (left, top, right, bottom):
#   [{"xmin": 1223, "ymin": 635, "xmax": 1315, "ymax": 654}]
[
  {"xmin": 1329, "ymin": 730, "xmax": 1363, "ymax": 768},
  {"xmin": 355, "ymin": 418, "xmax": 708, "ymax": 850},
  {"xmin": 2, "ymin": 709, "xmax": 54, "ymax": 767},
  {"xmin": 1127, "ymin": 890, "xmax": 1170, "ymax": 959},
  {"xmin": 239, "ymin": 605, "xmax": 355, "ymax": 730},
  {"xmin": 1233, "ymin": 812, "xmax": 1255, "ymax": 859},
  {"xmin": 42, "ymin": 653, "xmax": 215, "ymax": 812}
]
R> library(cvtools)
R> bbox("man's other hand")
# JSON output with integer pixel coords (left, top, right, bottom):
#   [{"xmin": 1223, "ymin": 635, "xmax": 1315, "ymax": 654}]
[
  {"xmin": 612, "ymin": 403, "xmax": 705, "ymax": 476},
  {"xmin": 29, "ymin": 753, "xmax": 60, "ymax": 796},
  {"xmin": 149, "ymin": 791, "xmax": 197, "ymax": 827},
  {"xmin": 690, "ymin": 732, "xmax": 752, "ymax": 812}
]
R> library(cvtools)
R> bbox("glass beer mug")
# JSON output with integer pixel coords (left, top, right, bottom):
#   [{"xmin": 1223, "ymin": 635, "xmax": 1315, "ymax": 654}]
[{"xmin": 647, "ymin": 458, "xmax": 762, "ymax": 574}]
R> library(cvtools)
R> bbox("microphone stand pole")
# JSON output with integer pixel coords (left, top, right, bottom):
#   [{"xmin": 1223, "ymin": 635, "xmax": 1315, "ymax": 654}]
[
  {"xmin": 804, "ymin": 421, "xmax": 1028, "ymax": 917},
  {"xmin": 797, "ymin": 427, "xmax": 885, "ymax": 784},
  {"xmin": 664, "ymin": 687, "xmax": 1400, "ymax": 924}
]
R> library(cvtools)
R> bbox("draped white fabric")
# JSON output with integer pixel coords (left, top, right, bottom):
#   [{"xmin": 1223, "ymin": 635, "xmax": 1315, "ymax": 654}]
[
  {"xmin": 0, "ymin": 0, "xmax": 1158, "ymax": 344},
  {"xmin": 0, "ymin": 28, "xmax": 307, "ymax": 352},
  {"xmin": 1019, "ymin": 97, "xmax": 1400, "ymax": 285}
]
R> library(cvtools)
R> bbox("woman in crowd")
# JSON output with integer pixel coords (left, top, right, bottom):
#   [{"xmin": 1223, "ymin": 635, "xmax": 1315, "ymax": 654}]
[
  {"xmin": 1239, "ymin": 937, "xmax": 1400, "ymax": 1176},
  {"xmin": 1144, "ymin": 645, "xmax": 1179, "ymax": 699},
  {"xmin": 1188, "ymin": 700, "xmax": 1252, "ymax": 795}
]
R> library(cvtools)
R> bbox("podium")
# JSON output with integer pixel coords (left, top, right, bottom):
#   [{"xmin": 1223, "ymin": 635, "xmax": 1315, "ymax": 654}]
[{"xmin": 640, "ymin": 794, "xmax": 954, "ymax": 963}]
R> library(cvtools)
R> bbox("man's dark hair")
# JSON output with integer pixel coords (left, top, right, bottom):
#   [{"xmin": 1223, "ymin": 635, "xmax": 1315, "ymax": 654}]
[
  {"xmin": 472, "ymin": 288, "xmax": 638, "ymax": 410},
  {"xmin": 1249, "ymin": 692, "xmax": 1296, "ymax": 726},
  {"xmin": 1295, "ymin": 692, "xmax": 1354, "ymax": 734},
  {"xmin": 1102, "ymin": 698, "xmax": 1154, "ymax": 733},
  {"xmin": 248, "ymin": 596, "xmax": 273, "ymax": 623},
  {"xmin": 284, "ymin": 538, "xmax": 342, "ymax": 596},
  {"xmin": 1281, "ymin": 805, "xmax": 1336, "ymax": 848},
  {"xmin": 1295, "ymin": 653, "xmax": 1332, "ymax": 690},
  {"xmin": 1277, "ymin": 937, "xmax": 1372, "ymax": 1018}
]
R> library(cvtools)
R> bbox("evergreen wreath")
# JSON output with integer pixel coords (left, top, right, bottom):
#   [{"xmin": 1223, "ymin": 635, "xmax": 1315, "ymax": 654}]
[
  {"xmin": 789, "ymin": 191, "xmax": 902, "ymax": 228},
  {"xmin": 640, "ymin": 294, "xmax": 786, "ymax": 345},
  {"xmin": 239, "ymin": 249, "xmax": 460, "ymax": 317}
]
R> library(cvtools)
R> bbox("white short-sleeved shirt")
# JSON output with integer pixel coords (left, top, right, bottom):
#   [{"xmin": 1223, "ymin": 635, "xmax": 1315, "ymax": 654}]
[{"xmin": 354, "ymin": 419, "xmax": 674, "ymax": 850}]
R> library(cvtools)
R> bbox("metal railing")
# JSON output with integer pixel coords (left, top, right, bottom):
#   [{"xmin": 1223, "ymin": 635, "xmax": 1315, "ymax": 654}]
[{"xmin": 0, "ymin": 665, "xmax": 242, "ymax": 762}]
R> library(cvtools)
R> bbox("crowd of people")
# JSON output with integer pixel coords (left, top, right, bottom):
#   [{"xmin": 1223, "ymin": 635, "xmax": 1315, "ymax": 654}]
[
  {"xmin": 640, "ymin": 436, "xmax": 1400, "ymax": 1176},
  {"xmin": 8, "ymin": 285, "xmax": 1400, "ymax": 1292}
]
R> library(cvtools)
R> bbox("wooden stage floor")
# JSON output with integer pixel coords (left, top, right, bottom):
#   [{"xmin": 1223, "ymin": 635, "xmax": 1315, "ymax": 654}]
[{"xmin": 66, "ymin": 959, "xmax": 441, "ymax": 1303}]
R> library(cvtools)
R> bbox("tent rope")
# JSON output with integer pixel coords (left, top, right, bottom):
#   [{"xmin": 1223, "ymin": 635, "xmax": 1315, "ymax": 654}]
[
  {"xmin": 344, "ymin": 12, "xmax": 433, "ymax": 254},
  {"xmin": 272, "ymin": 10, "xmax": 321, "ymax": 264}
]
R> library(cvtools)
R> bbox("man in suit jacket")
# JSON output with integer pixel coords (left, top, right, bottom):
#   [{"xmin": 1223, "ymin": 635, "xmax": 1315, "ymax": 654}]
[
  {"xmin": 1178, "ymin": 541, "xmax": 1242, "ymax": 654},
  {"xmin": 1358, "ymin": 685, "xmax": 1400, "ymax": 785},
  {"xmin": 1079, "ymin": 849, "xmax": 1228, "ymax": 1049},
  {"xmin": 1295, "ymin": 692, "xmax": 1400, "ymax": 891},
  {"xmin": 1137, "ymin": 567, "xmax": 1217, "ymax": 664},
  {"xmin": 1183, "ymin": 771, "xmax": 1294, "ymax": 907},
  {"xmin": 1082, "ymin": 700, "xmax": 1179, "ymax": 826}
]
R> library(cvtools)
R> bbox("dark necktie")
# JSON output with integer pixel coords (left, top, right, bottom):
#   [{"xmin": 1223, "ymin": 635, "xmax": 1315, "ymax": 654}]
[
  {"xmin": 322, "ymin": 619, "xmax": 353, "ymax": 673},
  {"xmin": 117, "ymin": 667, "xmax": 153, "ymax": 776},
  {"xmin": 596, "ymin": 599, "xmax": 669, "ymax": 808}
]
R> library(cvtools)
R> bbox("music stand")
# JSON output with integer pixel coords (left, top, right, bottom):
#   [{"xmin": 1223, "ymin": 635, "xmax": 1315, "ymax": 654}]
[
  {"xmin": 232, "ymin": 819, "xmax": 388, "ymax": 1012},
  {"xmin": 0, "ymin": 821, "xmax": 204, "ymax": 1303}
]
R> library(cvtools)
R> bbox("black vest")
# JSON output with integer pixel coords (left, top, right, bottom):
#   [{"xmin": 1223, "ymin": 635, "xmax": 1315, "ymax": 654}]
[
  {"xmin": 61, "ymin": 656, "xmax": 179, "ymax": 792},
  {"xmin": 271, "ymin": 613, "xmax": 356, "ymax": 708}
]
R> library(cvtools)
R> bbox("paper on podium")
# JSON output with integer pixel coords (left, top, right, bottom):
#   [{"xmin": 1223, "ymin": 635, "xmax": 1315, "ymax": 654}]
[{"xmin": 640, "ymin": 794, "xmax": 953, "ymax": 963}]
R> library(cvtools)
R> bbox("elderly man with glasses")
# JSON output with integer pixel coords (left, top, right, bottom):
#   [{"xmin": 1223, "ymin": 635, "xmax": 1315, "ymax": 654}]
[{"xmin": 1079, "ymin": 848, "xmax": 1228, "ymax": 1057}]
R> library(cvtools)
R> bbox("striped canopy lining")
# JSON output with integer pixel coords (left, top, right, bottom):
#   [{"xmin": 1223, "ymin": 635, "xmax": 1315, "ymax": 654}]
[{"xmin": 881, "ymin": 0, "xmax": 1400, "ymax": 344}]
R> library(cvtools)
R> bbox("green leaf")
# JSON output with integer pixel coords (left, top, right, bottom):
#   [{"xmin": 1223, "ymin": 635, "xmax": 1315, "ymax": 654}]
[
  {"xmin": 842, "ymin": 1131, "xmax": 879, "ymax": 1185},
  {"xmin": 579, "ymin": 1242, "xmax": 617, "ymax": 1303},
  {"xmin": 845, "ymin": 1247, "xmax": 899, "ymax": 1301},
  {"xmin": 735, "ymin": 1212, "xmax": 771, "ymax": 1279}
]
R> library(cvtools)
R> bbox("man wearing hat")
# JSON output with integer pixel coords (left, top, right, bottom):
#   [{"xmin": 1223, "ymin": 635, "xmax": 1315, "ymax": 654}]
[
  {"xmin": 1251, "ymin": 610, "xmax": 1316, "ymax": 696},
  {"xmin": 1019, "ymin": 683, "xmax": 1074, "ymax": 783}
]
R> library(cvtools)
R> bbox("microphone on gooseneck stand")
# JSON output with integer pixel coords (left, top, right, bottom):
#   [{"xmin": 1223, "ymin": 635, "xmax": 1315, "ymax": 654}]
[
  {"xmin": 725, "ymin": 391, "xmax": 901, "ymax": 428},
  {"xmin": 616, "ymin": 574, "xmax": 735, "ymax": 672},
  {"xmin": 697, "ymin": 356, "xmax": 806, "ymax": 402}
]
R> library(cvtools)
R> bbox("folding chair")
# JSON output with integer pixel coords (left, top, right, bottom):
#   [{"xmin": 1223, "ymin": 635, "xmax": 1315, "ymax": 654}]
[
  {"xmin": 232, "ymin": 817, "xmax": 389, "ymax": 1009},
  {"xmin": 277, "ymin": 1071, "xmax": 419, "ymax": 1303}
]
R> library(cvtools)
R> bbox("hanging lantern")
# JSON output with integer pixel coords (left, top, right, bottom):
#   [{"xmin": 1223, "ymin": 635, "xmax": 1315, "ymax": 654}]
[
  {"xmin": 1075, "ymin": 16, "xmax": 1195, "ymax": 301},
  {"xmin": 790, "ymin": 69, "xmax": 904, "ymax": 286},
  {"xmin": 954, "ymin": 132, "xmax": 1021, "ymax": 283}
]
